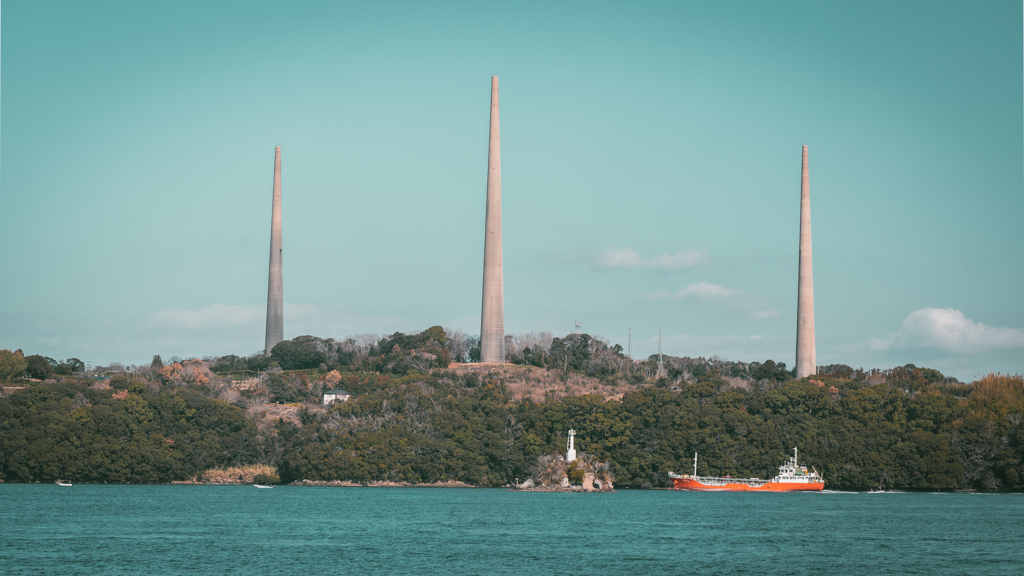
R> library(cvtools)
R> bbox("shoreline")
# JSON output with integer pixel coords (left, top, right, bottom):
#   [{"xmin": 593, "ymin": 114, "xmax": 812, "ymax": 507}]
[
  {"xmin": 0, "ymin": 481, "xmax": 1008, "ymax": 493},
  {"xmin": 290, "ymin": 479, "xmax": 477, "ymax": 488},
  {"xmin": 511, "ymin": 486, "xmax": 617, "ymax": 493}
]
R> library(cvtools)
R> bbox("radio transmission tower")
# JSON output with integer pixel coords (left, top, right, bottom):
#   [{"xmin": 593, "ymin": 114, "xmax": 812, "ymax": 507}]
[
  {"xmin": 628, "ymin": 327, "xmax": 632, "ymax": 360},
  {"xmin": 658, "ymin": 327, "xmax": 664, "ymax": 371}
]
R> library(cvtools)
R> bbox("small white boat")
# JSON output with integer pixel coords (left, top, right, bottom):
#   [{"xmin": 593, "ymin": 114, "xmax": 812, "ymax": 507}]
[
  {"xmin": 56, "ymin": 481, "xmax": 72, "ymax": 487},
  {"xmin": 253, "ymin": 484, "xmax": 274, "ymax": 489}
]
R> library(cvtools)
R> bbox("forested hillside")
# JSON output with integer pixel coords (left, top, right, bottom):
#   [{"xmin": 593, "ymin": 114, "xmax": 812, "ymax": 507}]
[
  {"xmin": 272, "ymin": 369, "xmax": 1024, "ymax": 491},
  {"xmin": 0, "ymin": 379, "xmax": 262, "ymax": 483},
  {"xmin": 1, "ymin": 330, "xmax": 1022, "ymax": 491}
]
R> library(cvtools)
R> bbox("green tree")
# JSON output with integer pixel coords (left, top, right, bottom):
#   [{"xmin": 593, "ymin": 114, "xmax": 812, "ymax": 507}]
[
  {"xmin": 0, "ymin": 380, "xmax": 262, "ymax": 483},
  {"xmin": 51, "ymin": 358, "xmax": 84, "ymax": 376},
  {"xmin": 752, "ymin": 360, "xmax": 791, "ymax": 382},
  {"xmin": 24, "ymin": 355, "xmax": 54, "ymax": 380},
  {"xmin": 548, "ymin": 334, "xmax": 592, "ymax": 371},
  {"xmin": 0, "ymin": 349, "xmax": 28, "ymax": 382},
  {"xmin": 271, "ymin": 339, "xmax": 326, "ymax": 370},
  {"xmin": 567, "ymin": 459, "xmax": 585, "ymax": 484}
]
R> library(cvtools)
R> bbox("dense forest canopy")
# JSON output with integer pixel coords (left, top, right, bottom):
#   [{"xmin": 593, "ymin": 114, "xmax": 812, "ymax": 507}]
[
  {"xmin": 1, "ymin": 329, "xmax": 1021, "ymax": 491},
  {"xmin": 0, "ymin": 378, "xmax": 261, "ymax": 483}
]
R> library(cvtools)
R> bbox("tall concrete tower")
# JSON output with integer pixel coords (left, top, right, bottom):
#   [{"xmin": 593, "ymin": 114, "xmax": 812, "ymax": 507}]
[
  {"xmin": 264, "ymin": 146, "xmax": 284, "ymax": 354},
  {"xmin": 795, "ymin": 145, "xmax": 816, "ymax": 378},
  {"xmin": 479, "ymin": 76, "xmax": 505, "ymax": 363}
]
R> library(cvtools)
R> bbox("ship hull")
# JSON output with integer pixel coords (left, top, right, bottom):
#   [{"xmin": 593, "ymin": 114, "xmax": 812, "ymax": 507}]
[{"xmin": 671, "ymin": 478, "xmax": 824, "ymax": 492}]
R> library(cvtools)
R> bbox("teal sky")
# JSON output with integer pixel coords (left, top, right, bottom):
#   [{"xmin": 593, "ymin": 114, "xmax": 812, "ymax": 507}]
[{"xmin": 2, "ymin": 1, "xmax": 1022, "ymax": 381}]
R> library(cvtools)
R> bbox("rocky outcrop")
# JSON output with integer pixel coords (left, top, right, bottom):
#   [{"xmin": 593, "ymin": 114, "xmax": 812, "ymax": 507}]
[{"xmin": 523, "ymin": 453, "xmax": 614, "ymax": 492}]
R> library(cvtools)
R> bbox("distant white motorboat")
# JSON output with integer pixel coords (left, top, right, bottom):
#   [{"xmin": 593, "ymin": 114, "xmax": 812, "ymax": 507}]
[
  {"xmin": 253, "ymin": 484, "xmax": 274, "ymax": 489},
  {"xmin": 56, "ymin": 481, "xmax": 72, "ymax": 487}
]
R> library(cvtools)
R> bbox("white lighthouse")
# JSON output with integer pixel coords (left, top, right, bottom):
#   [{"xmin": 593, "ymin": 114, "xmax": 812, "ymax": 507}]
[{"xmin": 566, "ymin": 429, "xmax": 577, "ymax": 463}]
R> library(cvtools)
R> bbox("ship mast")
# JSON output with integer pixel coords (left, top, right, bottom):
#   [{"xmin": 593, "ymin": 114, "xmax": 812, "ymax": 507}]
[{"xmin": 693, "ymin": 452, "xmax": 698, "ymax": 477}]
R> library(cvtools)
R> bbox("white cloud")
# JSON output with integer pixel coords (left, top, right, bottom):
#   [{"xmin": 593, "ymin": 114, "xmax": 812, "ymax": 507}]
[
  {"xmin": 643, "ymin": 282, "xmax": 740, "ymax": 300},
  {"xmin": 594, "ymin": 246, "xmax": 709, "ymax": 270},
  {"xmin": 642, "ymin": 284, "xmax": 782, "ymax": 323},
  {"xmin": 141, "ymin": 302, "xmax": 411, "ymax": 355},
  {"xmin": 677, "ymin": 282, "xmax": 739, "ymax": 298},
  {"xmin": 866, "ymin": 336, "xmax": 895, "ymax": 352},
  {"xmin": 641, "ymin": 290, "xmax": 674, "ymax": 301},
  {"xmin": 144, "ymin": 303, "xmax": 408, "ymax": 337},
  {"xmin": 901, "ymin": 308, "xmax": 1024, "ymax": 354},
  {"xmin": 870, "ymin": 308, "xmax": 1024, "ymax": 355},
  {"xmin": 145, "ymin": 304, "xmax": 262, "ymax": 330},
  {"xmin": 646, "ymin": 249, "xmax": 710, "ymax": 269},
  {"xmin": 595, "ymin": 247, "xmax": 644, "ymax": 268}
]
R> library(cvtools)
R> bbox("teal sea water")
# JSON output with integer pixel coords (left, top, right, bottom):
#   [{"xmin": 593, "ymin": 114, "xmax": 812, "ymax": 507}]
[{"xmin": 2, "ymin": 485, "xmax": 1022, "ymax": 575}]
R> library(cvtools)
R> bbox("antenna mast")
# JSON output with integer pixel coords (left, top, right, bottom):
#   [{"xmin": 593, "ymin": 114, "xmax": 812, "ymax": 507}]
[
  {"xmin": 628, "ymin": 327, "xmax": 632, "ymax": 360},
  {"xmin": 658, "ymin": 327, "xmax": 663, "ymax": 368}
]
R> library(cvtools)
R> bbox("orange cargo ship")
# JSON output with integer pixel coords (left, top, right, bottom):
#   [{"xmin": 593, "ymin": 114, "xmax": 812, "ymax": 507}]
[{"xmin": 669, "ymin": 447, "xmax": 824, "ymax": 492}]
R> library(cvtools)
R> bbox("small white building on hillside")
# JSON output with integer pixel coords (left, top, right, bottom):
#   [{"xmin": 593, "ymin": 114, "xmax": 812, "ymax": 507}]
[{"xmin": 323, "ymin": 389, "xmax": 351, "ymax": 405}]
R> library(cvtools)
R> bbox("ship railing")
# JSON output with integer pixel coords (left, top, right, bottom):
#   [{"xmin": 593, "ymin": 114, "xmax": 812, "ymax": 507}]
[{"xmin": 694, "ymin": 476, "xmax": 768, "ymax": 486}]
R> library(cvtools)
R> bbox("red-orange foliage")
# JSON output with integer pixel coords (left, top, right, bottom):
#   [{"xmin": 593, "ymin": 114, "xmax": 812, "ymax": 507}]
[{"xmin": 159, "ymin": 359, "xmax": 212, "ymax": 387}]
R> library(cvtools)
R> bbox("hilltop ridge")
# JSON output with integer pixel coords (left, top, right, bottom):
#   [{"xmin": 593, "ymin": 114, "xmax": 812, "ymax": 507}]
[{"xmin": 1, "ymin": 330, "xmax": 1021, "ymax": 492}]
